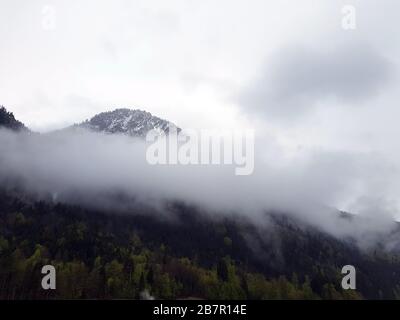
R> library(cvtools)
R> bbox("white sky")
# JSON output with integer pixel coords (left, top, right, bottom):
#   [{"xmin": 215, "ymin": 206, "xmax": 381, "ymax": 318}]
[
  {"xmin": 0, "ymin": 0, "xmax": 362, "ymax": 130},
  {"xmin": 1, "ymin": 1, "xmax": 399, "ymax": 153}
]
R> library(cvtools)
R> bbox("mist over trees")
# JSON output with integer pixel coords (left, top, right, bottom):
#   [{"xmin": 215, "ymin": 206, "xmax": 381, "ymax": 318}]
[
  {"xmin": 0, "ymin": 190, "xmax": 376, "ymax": 300},
  {"xmin": 1, "ymin": 105, "xmax": 400, "ymax": 300},
  {"xmin": 0, "ymin": 106, "xmax": 27, "ymax": 131}
]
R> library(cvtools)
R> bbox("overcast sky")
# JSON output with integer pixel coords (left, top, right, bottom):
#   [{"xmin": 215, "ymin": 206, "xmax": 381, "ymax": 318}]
[
  {"xmin": 0, "ymin": 0, "xmax": 397, "ymax": 131},
  {"xmin": 1, "ymin": 0, "xmax": 400, "ymax": 218}
]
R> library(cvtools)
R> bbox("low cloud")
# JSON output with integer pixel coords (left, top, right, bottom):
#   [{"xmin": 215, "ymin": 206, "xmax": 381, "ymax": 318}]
[{"xmin": 0, "ymin": 127, "xmax": 399, "ymax": 247}]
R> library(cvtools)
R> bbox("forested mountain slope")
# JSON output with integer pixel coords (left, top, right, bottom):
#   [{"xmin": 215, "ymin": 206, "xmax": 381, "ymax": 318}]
[
  {"xmin": 0, "ymin": 189, "xmax": 399, "ymax": 300},
  {"xmin": 1, "ymin": 106, "xmax": 400, "ymax": 300}
]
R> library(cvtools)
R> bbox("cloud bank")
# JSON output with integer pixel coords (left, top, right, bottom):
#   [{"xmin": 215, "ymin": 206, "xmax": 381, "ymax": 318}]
[
  {"xmin": 239, "ymin": 42, "xmax": 395, "ymax": 120},
  {"xmin": 0, "ymin": 127, "xmax": 398, "ymax": 246}
]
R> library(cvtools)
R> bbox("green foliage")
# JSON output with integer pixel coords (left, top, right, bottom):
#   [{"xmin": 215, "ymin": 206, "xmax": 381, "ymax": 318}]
[{"xmin": 0, "ymin": 191, "xmax": 395, "ymax": 300}]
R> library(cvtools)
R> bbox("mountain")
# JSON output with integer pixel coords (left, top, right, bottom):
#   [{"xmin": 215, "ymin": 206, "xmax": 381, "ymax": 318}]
[
  {"xmin": 0, "ymin": 106, "xmax": 27, "ymax": 131},
  {"xmin": 73, "ymin": 108, "xmax": 180, "ymax": 137},
  {"xmin": 0, "ymin": 188, "xmax": 399, "ymax": 300},
  {"xmin": 2, "ymin": 106, "xmax": 400, "ymax": 300}
]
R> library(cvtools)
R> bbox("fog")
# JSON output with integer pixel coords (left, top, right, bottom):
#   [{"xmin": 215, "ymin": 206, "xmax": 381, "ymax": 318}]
[{"xmin": 0, "ymin": 127, "xmax": 398, "ymax": 248}]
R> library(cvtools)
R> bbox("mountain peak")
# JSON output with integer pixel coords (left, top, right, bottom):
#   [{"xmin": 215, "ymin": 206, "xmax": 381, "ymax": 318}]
[
  {"xmin": 0, "ymin": 106, "xmax": 28, "ymax": 131},
  {"xmin": 75, "ymin": 108, "xmax": 179, "ymax": 137}
]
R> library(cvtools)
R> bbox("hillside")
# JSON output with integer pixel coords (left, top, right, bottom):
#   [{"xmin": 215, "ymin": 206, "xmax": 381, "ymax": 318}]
[
  {"xmin": 1, "ymin": 106, "xmax": 400, "ymax": 300},
  {"xmin": 0, "ymin": 106, "xmax": 27, "ymax": 131},
  {"xmin": 1, "ymin": 188, "xmax": 400, "ymax": 299}
]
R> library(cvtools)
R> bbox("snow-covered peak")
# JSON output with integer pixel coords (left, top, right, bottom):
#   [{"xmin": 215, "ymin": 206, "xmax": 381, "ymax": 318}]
[{"xmin": 75, "ymin": 108, "xmax": 179, "ymax": 137}]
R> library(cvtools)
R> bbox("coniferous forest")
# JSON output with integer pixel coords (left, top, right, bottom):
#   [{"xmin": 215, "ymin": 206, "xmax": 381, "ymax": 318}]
[{"xmin": 1, "ymin": 188, "xmax": 400, "ymax": 300}]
